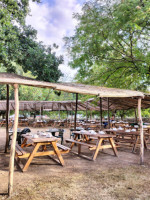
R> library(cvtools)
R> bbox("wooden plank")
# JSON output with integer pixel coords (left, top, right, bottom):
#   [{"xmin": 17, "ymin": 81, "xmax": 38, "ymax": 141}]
[
  {"xmin": 51, "ymin": 141, "xmax": 64, "ymax": 166},
  {"xmin": 89, "ymin": 144, "xmax": 113, "ymax": 150},
  {"xmin": 15, "ymin": 148, "xmax": 22, "ymax": 156},
  {"xmin": 22, "ymin": 143, "xmax": 40, "ymax": 172},
  {"xmin": 56, "ymin": 143, "xmax": 70, "ymax": 151},
  {"xmin": 66, "ymin": 139, "xmax": 95, "ymax": 148},
  {"xmin": 92, "ymin": 138, "xmax": 103, "ymax": 161},
  {"xmin": 15, "ymin": 144, "xmax": 27, "ymax": 155},
  {"xmin": 109, "ymin": 138, "xmax": 118, "ymax": 157}
]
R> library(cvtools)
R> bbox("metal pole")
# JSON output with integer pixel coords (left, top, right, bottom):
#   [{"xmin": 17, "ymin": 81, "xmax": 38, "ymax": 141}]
[
  {"xmin": 74, "ymin": 93, "xmax": 78, "ymax": 131},
  {"xmin": 8, "ymin": 84, "xmax": 19, "ymax": 196},
  {"xmin": 5, "ymin": 84, "xmax": 9, "ymax": 153}
]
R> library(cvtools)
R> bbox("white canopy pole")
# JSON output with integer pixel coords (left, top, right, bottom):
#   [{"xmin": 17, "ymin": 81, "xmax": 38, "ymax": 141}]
[
  {"xmin": 138, "ymin": 97, "xmax": 144, "ymax": 165},
  {"xmin": 8, "ymin": 84, "xmax": 19, "ymax": 196}
]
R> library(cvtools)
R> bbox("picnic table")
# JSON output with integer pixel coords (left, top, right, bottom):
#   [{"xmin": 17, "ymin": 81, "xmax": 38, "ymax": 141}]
[
  {"xmin": 66, "ymin": 131, "xmax": 118, "ymax": 161},
  {"xmin": 0, "ymin": 119, "xmax": 6, "ymax": 127},
  {"xmin": 15, "ymin": 134, "xmax": 70, "ymax": 172},
  {"xmin": 81, "ymin": 123, "xmax": 101, "ymax": 131},
  {"xmin": 46, "ymin": 128, "xmax": 60, "ymax": 136},
  {"xmin": 104, "ymin": 129, "xmax": 148, "ymax": 152},
  {"xmin": 33, "ymin": 120, "xmax": 46, "ymax": 128},
  {"xmin": 18, "ymin": 119, "xmax": 29, "ymax": 127}
]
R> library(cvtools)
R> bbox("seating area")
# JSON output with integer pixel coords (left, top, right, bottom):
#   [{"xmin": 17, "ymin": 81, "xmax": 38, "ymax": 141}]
[{"xmin": 1, "ymin": 73, "xmax": 150, "ymax": 198}]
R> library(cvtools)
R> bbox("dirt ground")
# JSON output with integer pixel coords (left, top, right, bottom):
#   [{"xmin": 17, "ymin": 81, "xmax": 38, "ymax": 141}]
[{"xmin": 0, "ymin": 127, "xmax": 150, "ymax": 200}]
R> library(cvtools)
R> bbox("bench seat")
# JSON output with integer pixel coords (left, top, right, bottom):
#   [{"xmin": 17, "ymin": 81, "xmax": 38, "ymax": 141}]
[
  {"xmin": 15, "ymin": 144, "xmax": 29, "ymax": 158},
  {"xmin": 56, "ymin": 143, "xmax": 70, "ymax": 151},
  {"xmin": 66, "ymin": 139, "xmax": 95, "ymax": 148}
]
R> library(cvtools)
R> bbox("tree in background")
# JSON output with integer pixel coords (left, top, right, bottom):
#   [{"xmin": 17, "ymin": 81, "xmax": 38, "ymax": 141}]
[
  {"xmin": 65, "ymin": 0, "xmax": 150, "ymax": 91},
  {"xmin": 0, "ymin": 0, "xmax": 63, "ymax": 82},
  {"xmin": 17, "ymin": 25, "xmax": 63, "ymax": 82}
]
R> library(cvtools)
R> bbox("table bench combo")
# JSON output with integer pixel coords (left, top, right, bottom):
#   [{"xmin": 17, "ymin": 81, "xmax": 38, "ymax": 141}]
[
  {"xmin": 66, "ymin": 131, "xmax": 118, "ymax": 161},
  {"xmin": 15, "ymin": 134, "xmax": 70, "ymax": 172},
  {"xmin": 104, "ymin": 129, "xmax": 148, "ymax": 152}
]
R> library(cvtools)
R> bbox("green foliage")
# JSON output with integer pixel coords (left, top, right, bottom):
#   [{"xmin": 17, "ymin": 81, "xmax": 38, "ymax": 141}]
[
  {"xmin": 17, "ymin": 25, "xmax": 63, "ymax": 82},
  {"xmin": 0, "ymin": 0, "xmax": 63, "ymax": 82},
  {"xmin": 65, "ymin": 0, "xmax": 150, "ymax": 91}
]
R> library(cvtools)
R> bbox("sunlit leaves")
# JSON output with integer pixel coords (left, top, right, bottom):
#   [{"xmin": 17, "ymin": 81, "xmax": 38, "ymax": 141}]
[{"xmin": 65, "ymin": 0, "xmax": 150, "ymax": 91}]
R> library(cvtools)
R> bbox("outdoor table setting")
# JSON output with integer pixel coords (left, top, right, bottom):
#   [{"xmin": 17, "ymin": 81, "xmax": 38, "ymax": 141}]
[
  {"xmin": 81, "ymin": 123, "xmax": 101, "ymax": 131},
  {"xmin": 18, "ymin": 119, "xmax": 29, "ymax": 127},
  {"xmin": 104, "ymin": 128, "xmax": 148, "ymax": 152},
  {"xmin": 46, "ymin": 128, "xmax": 60, "ymax": 136},
  {"xmin": 66, "ymin": 130, "xmax": 118, "ymax": 161},
  {"xmin": 0, "ymin": 119, "xmax": 6, "ymax": 127},
  {"xmin": 15, "ymin": 131, "xmax": 70, "ymax": 172},
  {"xmin": 32, "ymin": 120, "xmax": 46, "ymax": 128}
]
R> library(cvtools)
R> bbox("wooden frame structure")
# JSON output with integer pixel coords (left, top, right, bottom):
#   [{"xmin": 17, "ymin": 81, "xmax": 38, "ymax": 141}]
[
  {"xmin": 0, "ymin": 72, "xmax": 146, "ymax": 196},
  {"xmin": 0, "ymin": 100, "xmax": 99, "ymax": 112}
]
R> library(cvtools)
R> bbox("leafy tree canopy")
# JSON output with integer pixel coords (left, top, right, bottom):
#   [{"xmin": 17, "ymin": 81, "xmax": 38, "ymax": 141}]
[
  {"xmin": 0, "ymin": 0, "xmax": 63, "ymax": 82},
  {"xmin": 65, "ymin": 0, "xmax": 150, "ymax": 91}
]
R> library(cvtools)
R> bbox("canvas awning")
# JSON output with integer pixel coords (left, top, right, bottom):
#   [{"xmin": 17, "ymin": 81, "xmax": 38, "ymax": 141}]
[
  {"xmin": 0, "ymin": 100, "xmax": 99, "ymax": 111},
  {"xmin": 0, "ymin": 73, "xmax": 144, "ymax": 98},
  {"xmin": 87, "ymin": 95, "xmax": 150, "ymax": 110},
  {"xmin": 0, "ymin": 72, "xmax": 146, "ymax": 196}
]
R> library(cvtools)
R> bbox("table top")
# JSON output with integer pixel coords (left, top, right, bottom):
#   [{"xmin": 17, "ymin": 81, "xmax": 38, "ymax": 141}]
[
  {"xmin": 22, "ymin": 134, "xmax": 58, "ymax": 143},
  {"xmin": 47, "ymin": 128, "xmax": 59, "ymax": 132},
  {"xmin": 73, "ymin": 131, "xmax": 115, "ymax": 138},
  {"xmin": 104, "ymin": 129, "xmax": 140, "ymax": 135}
]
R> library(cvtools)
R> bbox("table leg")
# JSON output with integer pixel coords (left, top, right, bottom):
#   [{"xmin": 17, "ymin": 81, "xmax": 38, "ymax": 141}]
[
  {"xmin": 51, "ymin": 142, "xmax": 64, "ymax": 166},
  {"xmin": 132, "ymin": 135, "xmax": 139, "ymax": 153},
  {"xmin": 92, "ymin": 138, "xmax": 103, "ymax": 161},
  {"xmin": 78, "ymin": 144, "xmax": 81, "ymax": 154},
  {"xmin": 21, "ymin": 138, "xmax": 27, "ymax": 148},
  {"xmin": 23, "ymin": 143, "xmax": 40, "ymax": 171},
  {"xmin": 109, "ymin": 138, "xmax": 118, "ymax": 157},
  {"xmin": 144, "ymin": 136, "xmax": 148, "ymax": 150},
  {"xmin": 70, "ymin": 134, "xmax": 78, "ymax": 149}
]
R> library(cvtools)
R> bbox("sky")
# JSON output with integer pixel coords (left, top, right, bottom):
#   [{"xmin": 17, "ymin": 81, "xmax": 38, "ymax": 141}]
[{"xmin": 26, "ymin": 0, "xmax": 86, "ymax": 82}]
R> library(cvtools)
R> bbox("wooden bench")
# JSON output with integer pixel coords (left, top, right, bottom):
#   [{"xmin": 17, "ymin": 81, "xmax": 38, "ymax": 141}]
[
  {"xmin": 56, "ymin": 143, "xmax": 70, "ymax": 154},
  {"xmin": 15, "ymin": 144, "xmax": 30, "ymax": 172},
  {"xmin": 15, "ymin": 144, "xmax": 29, "ymax": 158},
  {"xmin": 66, "ymin": 139, "xmax": 95, "ymax": 148}
]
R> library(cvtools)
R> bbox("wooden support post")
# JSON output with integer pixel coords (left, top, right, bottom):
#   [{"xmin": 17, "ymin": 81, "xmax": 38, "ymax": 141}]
[
  {"xmin": 5, "ymin": 84, "xmax": 9, "ymax": 153},
  {"xmin": 8, "ymin": 84, "xmax": 19, "ymax": 196},
  {"xmin": 100, "ymin": 97, "xmax": 103, "ymax": 130},
  {"xmin": 107, "ymin": 98, "xmax": 110, "ymax": 128},
  {"xmin": 59, "ymin": 103, "xmax": 60, "ymax": 120},
  {"xmin": 135, "ymin": 108, "xmax": 138, "ymax": 123},
  {"xmin": 86, "ymin": 102, "xmax": 88, "ymax": 122},
  {"xmin": 138, "ymin": 98, "xmax": 144, "ymax": 165},
  {"xmin": 67, "ymin": 111, "xmax": 68, "ymax": 121},
  {"xmin": 74, "ymin": 93, "xmax": 78, "ymax": 131},
  {"xmin": 90, "ymin": 111, "xmax": 92, "ymax": 120},
  {"xmin": 71, "ymin": 103, "xmax": 73, "ymax": 122},
  {"xmin": 40, "ymin": 104, "xmax": 42, "ymax": 119},
  {"xmin": 41, "ymin": 106, "xmax": 43, "ymax": 120}
]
